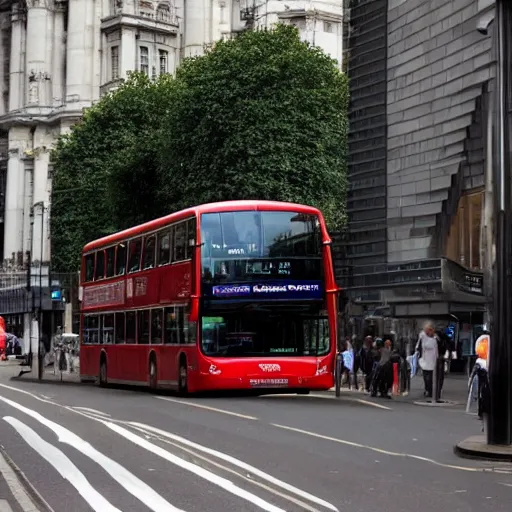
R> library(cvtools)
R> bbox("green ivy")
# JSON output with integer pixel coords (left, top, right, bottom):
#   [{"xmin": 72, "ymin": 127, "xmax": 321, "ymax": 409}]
[{"xmin": 51, "ymin": 25, "xmax": 349, "ymax": 272}]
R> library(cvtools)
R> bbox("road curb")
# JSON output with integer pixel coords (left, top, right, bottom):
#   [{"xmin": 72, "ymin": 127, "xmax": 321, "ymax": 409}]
[
  {"xmin": 454, "ymin": 435, "xmax": 512, "ymax": 462},
  {"xmin": 413, "ymin": 400, "xmax": 458, "ymax": 407},
  {"xmin": 0, "ymin": 445, "xmax": 55, "ymax": 512}
]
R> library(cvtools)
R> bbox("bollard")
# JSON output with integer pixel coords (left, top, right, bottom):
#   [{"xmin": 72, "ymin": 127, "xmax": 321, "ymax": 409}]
[
  {"xmin": 432, "ymin": 358, "xmax": 438, "ymax": 403},
  {"xmin": 392, "ymin": 363, "xmax": 400, "ymax": 396}
]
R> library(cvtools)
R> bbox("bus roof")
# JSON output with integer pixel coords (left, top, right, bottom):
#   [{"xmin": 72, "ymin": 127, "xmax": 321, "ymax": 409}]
[{"xmin": 82, "ymin": 200, "xmax": 323, "ymax": 253}]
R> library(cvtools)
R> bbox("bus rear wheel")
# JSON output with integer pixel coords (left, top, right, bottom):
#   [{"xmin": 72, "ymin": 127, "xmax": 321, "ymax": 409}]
[
  {"xmin": 178, "ymin": 359, "xmax": 188, "ymax": 396},
  {"xmin": 149, "ymin": 358, "xmax": 157, "ymax": 390},
  {"xmin": 99, "ymin": 357, "xmax": 107, "ymax": 388}
]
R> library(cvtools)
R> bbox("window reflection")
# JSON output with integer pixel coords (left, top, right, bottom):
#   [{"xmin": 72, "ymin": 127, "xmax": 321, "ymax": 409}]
[
  {"xmin": 445, "ymin": 191, "xmax": 483, "ymax": 270},
  {"xmin": 201, "ymin": 312, "xmax": 329, "ymax": 357}
]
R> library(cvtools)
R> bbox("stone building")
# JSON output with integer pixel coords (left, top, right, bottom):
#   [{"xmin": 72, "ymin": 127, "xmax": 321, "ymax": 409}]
[
  {"xmin": 0, "ymin": 0, "xmax": 343, "ymax": 344},
  {"xmin": 342, "ymin": 0, "xmax": 497, "ymax": 351}
]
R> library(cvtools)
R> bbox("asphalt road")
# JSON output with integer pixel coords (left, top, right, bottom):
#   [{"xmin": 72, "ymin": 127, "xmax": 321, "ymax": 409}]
[{"xmin": 0, "ymin": 372, "xmax": 511, "ymax": 512}]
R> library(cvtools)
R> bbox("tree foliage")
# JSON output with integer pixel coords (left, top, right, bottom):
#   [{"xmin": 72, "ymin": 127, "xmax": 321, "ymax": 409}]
[
  {"xmin": 51, "ymin": 25, "xmax": 348, "ymax": 272},
  {"xmin": 50, "ymin": 73, "xmax": 174, "ymax": 271},
  {"xmin": 158, "ymin": 25, "xmax": 348, "ymax": 226}
]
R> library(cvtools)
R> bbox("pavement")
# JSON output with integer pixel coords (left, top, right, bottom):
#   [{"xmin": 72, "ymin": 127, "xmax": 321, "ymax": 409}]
[{"xmin": 0, "ymin": 363, "xmax": 511, "ymax": 512}]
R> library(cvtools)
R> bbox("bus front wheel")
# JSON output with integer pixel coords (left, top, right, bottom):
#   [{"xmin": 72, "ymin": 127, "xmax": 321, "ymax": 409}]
[
  {"xmin": 178, "ymin": 358, "xmax": 188, "ymax": 396},
  {"xmin": 99, "ymin": 357, "xmax": 107, "ymax": 388}
]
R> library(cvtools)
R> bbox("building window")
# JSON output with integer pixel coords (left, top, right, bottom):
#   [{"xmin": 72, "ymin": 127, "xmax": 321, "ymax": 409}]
[
  {"xmin": 111, "ymin": 46, "xmax": 119, "ymax": 80},
  {"xmin": 140, "ymin": 46, "xmax": 149, "ymax": 75},
  {"xmin": 445, "ymin": 190, "xmax": 484, "ymax": 270},
  {"xmin": 324, "ymin": 21, "xmax": 334, "ymax": 33},
  {"xmin": 159, "ymin": 50, "xmax": 168, "ymax": 75}
]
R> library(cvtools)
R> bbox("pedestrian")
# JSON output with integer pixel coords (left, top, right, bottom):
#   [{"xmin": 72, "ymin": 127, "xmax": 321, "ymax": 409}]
[
  {"xmin": 0, "ymin": 316, "xmax": 6, "ymax": 361},
  {"xmin": 415, "ymin": 321, "xmax": 447, "ymax": 400},
  {"xmin": 370, "ymin": 338, "xmax": 394, "ymax": 398},
  {"xmin": 357, "ymin": 336, "xmax": 374, "ymax": 392}
]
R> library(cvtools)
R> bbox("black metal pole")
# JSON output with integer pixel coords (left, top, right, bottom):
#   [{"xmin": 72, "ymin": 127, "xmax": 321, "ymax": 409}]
[
  {"xmin": 38, "ymin": 205, "xmax": 44, "ymax": 380},
  {"xmin": 488, "ymin": 0, "xmax": 512, "ymax": 445}
]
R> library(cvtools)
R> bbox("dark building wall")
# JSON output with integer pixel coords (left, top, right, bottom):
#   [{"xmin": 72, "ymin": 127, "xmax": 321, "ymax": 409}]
[
  {"xmin": 344, "ymin": 0, "xmax": 388, "ymax": 269},
  {"xmin": 385, "ymin": 0, "xmax": 494, "ymax": 263}
]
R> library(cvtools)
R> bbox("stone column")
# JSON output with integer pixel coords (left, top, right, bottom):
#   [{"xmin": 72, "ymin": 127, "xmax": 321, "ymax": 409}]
[
  {"xmin": 52, "ymin": 1, "xmax": 66, "ymax": 105},
  {"xmin": 26, "ymin": 1, "xmax": 52, "ymax": 106},
  {"xmin": 32, "ymin": 126, "xmax": 53, "ymax": 263},
  {"xmin": 121, "ymin": 28, "xmax": 136, "ymax": 77},
  {"xmin": 4, "ymin": 127, "xmax": 32, "ymax": 262},
  {"xmin": 9, "ymin": 2, "xmax": 26, "ymax": 112},
  {"xmin": 66, "ymin": 0, "xmax": 95, "ymax": 102},
  {"xmin": 184, "ymin": 0, "xmax": 207, "ymax": 57},
  {"xmin": 0, "ymin": 12, "xmax": 11, "ymax": 116}
]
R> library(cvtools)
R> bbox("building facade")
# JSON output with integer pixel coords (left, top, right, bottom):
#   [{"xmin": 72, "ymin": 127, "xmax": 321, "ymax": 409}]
[
  {"xmin": 0, "ymin": 0, "xmax": 343, "ymax": 345},
  {"xmin": 342, "ymin": 0, "xmax": 497, "ymax": 352}
]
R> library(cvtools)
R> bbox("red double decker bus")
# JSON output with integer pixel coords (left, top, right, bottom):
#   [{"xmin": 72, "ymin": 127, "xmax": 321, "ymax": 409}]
[{"xmin": 79, "ymin": 200, "xmax": 339, "ymax": 393}]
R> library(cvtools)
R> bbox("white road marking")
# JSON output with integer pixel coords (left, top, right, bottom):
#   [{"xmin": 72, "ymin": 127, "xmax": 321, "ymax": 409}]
[
  {"xmin": 0, "ymin": 450, "xmax": 40, "ymax": 512},
  {"xmin": 105, "ymin": 421, "xmax": 285, "ymax": 512},
  {"xmin": 263, "ymin": 393, "xmax": 392, "ymax": 410},
  {"xmin": 130, "ymin": 421, "xmax": 339, "ymax": 512},
  {"xmin": 0, "ymin": 499, "xmax": 13, "ymax": 512},
  {"xmin": 0, "ymin": 382, "xmax": 505, "ymax": 475},
  {"xmin": 137, "ymin": 427, "xmax": 324, "ymax": 512},
  {"xmin": 4, "ymin": 417, "xmax": 120, "ymax": 512},
  {"xmin": 271, "ymin": 423, "xmax": 501, "ymax": 473},
  {"xmin": 350, "ymin": 398, "xmax": 392, "ymax": 410},
  {"xmin": 0, "ymin": 397, "xmax": 185, "ymax": 512},
  {"xmin": 155, "ymin": 396, "xmax": 258, "ymax": 420},
  {"xmin": 72, "ymin": 407, "xmax": 111, "ymax": 417}
]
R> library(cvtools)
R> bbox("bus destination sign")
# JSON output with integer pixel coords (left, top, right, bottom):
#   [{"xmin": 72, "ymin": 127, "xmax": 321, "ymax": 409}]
[{"xmin": 211, "ymin": 281, "xmax": 323, "ymax": 300}]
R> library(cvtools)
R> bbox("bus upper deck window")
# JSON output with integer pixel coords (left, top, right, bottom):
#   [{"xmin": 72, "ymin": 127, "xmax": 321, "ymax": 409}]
[
  {"xmin": 116, "ymin": 243, "xmax": 127, "ymax": 275},
  {"xmin": 85, "ymin": 254, "xmax": 95, "ymax": 282},
  {"xmin": 128, "ymin": 239, "xmax": 142, "ymax": 273},
  {"xmin": 95, "ymin": 250, "xmax": 105, "ymax": 280}
]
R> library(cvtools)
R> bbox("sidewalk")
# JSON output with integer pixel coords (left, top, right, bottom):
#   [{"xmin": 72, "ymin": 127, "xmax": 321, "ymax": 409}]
[
  {"xmin": 331, "ymin": 373, "xmax": 469, "ymax": 405},
  {"xmin": 0, "ymin": 360, "xmax": 81, "ymax": 385}
]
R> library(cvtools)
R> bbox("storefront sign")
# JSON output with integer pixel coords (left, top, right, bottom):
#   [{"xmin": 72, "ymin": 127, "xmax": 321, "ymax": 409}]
[{"xmin": 461, "ymin": 273, "xmax": 483, "ymax": 295}]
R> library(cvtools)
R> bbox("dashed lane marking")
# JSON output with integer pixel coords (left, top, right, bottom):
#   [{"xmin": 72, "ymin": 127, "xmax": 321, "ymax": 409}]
[{"xmin": 155, "ymin": 396, "xmax": 258, "ymax": 420}]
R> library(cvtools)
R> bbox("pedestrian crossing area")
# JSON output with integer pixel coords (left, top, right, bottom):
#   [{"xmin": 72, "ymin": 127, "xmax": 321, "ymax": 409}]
[{"xmin": 0, "ymin": 384, "xmax": 338, "ymax": 512}]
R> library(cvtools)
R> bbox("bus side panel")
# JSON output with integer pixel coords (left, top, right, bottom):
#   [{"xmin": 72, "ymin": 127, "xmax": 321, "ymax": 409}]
[
  {"xmin": 147, "ymin": 345, "xmax": 176, "ymax": 385},
  {"xmin": 80, "ymin": 345, "xmax": 101, "ymax": 380},
  {"xmin": 160, "ymin": 262, "xmax": 192, "ymax": 303}
]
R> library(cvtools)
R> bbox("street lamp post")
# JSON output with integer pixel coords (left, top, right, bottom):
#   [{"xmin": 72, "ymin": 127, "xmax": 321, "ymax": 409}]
[
  {"xmin": 30, "ymin": 201, "xmax": 47, "ymax": 381},
  {"xmin": 488, "ymin": 0, "xmax": 512, "ymax": 446}
]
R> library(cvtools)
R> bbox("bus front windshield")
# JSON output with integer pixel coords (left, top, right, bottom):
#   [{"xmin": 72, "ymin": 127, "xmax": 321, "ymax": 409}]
[
  {"xmin": 200, "ymin": 211, "xmax": 322, "ymax": 282},
  {"xmin": 201, "ymin": 310, "xmax": 330, "ymax": 357}
]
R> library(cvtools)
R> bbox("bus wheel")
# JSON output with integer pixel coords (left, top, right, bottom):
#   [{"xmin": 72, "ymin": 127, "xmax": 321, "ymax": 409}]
[
  {"xmin": 99, "ymin": 357, "xmax": 107, "ymax": 388},
  {"xmin": 149, "ymin": 357, "xmax": 157, "ymax": 390},
  {"xmin": 178, "ymin": 358, "xmax": 188, "ymax": 396}
]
